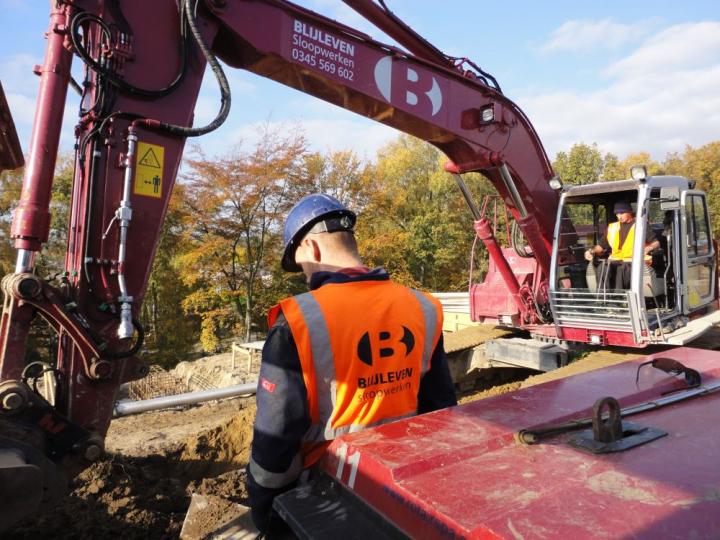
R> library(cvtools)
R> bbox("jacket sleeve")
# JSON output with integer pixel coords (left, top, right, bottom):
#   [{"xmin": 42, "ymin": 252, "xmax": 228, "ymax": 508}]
[
  {"xmin": 247, "ymin": 313, "xmax": 311, "ymax": 533},
  {"xmin": 417, "ymin": 335, "xmax": 457, "ymax": 414}
]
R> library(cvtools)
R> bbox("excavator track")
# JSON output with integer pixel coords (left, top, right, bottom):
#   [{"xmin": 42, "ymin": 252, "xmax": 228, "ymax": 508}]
[{"xmin": 443, "ymin": 325, "xmax": 513, "ymax": 354}]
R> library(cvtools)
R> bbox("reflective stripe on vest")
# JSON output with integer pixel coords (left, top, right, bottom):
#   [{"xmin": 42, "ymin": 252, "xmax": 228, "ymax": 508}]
[
  {"xmin": 607, "ymin": 221, "xmax": 635, "ymax": 261},
  {"xmin": 248, "ymin": 453, "xmax": 302, "ymax": 489},
  {"xmin": 294, "ymin": 292, "xmax": 337, "ymax": 437},
  {"xmin": 277, "ymin": 281, "xmax": 441, "ymax": 465}
]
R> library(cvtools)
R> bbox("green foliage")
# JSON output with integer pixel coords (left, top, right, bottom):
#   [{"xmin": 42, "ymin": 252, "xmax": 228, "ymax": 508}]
[
  {"xmin": 553, "ymin": 142, "xmax": 619, "ymax": 185},
  {"xmin": 140, "ymin": 183, "xmax": 200, "ymax": 367},
  {"xmin": 0, "ymin": 167, "xmax": 23, "ymax": 276},
  {"xmin": 662, "ymin": 142, "xmax": 720, "ymax": 238},
  {"xmin": 35, "ymin": 156, "xmax": 74, "ymax": 277},
  {"xmin": 358, "ymin": 135, "xmax": 490, "ymax": 291},
  {"xmin": 602, "ymin": 151, "xmax": 663, "ymax": 180}
]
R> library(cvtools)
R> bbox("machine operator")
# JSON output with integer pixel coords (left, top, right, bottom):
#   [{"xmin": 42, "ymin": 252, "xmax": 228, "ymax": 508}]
[
  {"xmin": 585, "ymin": 200, "xmax": 660, "ymax": 289},
  {"xmin": 246, "ymin": 193, "xmax": 457, "ymax": 534}
]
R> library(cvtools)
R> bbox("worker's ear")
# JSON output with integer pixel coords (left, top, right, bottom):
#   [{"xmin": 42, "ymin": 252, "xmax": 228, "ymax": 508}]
[
  {"xmin": 308, "ymin": 237, "xmax": 322, "ymax": 263},
  {"xmin": 295, "ymin": 237, "xmax": 322, "ymax": 266}
]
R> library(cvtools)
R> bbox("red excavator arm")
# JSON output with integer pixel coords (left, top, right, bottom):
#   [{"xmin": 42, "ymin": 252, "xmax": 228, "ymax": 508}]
[{"xmin": 0, "ymin": 0, "xmax": 559, "ymax": 530}]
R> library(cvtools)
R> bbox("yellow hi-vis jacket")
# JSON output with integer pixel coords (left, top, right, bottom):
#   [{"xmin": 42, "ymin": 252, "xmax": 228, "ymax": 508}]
[
  {"xmin": 607, "ymin": 221, "xmax": 636, "ymax": 261},
  {"xmin": 268, "ymin": 279, "xmax": 443, "ymax": 467}
]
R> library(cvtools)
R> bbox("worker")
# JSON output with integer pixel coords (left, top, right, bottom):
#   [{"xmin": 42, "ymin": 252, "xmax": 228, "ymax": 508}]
[
  {"xmin": 247, "ymin": 193, "xmax": 457, "ymax": 534},
  {"xmin": 584, "ymin": 200, "xmax": 660, "ymax": 289}
]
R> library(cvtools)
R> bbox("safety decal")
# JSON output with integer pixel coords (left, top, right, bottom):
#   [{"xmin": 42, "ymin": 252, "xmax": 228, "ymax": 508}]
[{"xmin": 134, "ymin": 142, "xmax": 164, "ymax": 198}]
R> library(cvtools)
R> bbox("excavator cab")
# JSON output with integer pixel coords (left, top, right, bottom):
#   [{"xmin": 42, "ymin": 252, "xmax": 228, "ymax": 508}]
[{"xmin": 549, "ymin": 173, "xmax": 720, "ymax": 346}]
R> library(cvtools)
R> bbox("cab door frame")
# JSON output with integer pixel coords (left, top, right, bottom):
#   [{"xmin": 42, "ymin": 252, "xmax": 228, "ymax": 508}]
[{"xmin": 680, "ymin": 190, "xmax": 716, "ymax": 313}]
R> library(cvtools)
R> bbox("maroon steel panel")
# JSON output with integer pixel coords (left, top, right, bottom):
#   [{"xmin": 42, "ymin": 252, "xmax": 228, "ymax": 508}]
[
  {"xmin": 58, "ymin": 0, "xmax": 211, "ymax": 433},
  {"xmin": 319, "ymin": 348, "xmax": 720, "ymax": 539}
]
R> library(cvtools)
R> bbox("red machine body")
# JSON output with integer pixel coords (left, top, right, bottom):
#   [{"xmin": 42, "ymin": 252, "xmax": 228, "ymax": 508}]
[
  {"xmin": 313, "ymin": 348, "xmax": 720, "ymax": 538},
  {"xmin": 1, "ymin": 0, "xmax": 561, "ymax": 470},
  {"xmin": 1, "ymin": 0, "xmax": 718, "ymax": 535}
]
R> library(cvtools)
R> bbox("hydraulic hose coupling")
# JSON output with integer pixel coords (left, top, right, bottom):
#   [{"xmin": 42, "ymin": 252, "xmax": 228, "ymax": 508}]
[
  {"xmin": 115, "ymin": 129, "xmax": 137, "ymax": 340},
  {"xmin": 118, "ymin": 302, "xmax": 134, "ymax": 340}
]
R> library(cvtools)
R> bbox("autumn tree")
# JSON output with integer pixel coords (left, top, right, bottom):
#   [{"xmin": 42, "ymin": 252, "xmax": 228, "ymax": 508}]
[
  {"xmin": 243, "ymin": 148, "xmax": 376, "ymax": 320},
  {"xmin": 301, "ymin": 150, "xmax": 373, "ymax": 211},
  {"xmin": 35, "ymin": 156, "xmax": 74, "ymax": 277},
  {"xmin": 178, "ymin": 124, "xmax": 308, "ymax": 350},
  {"xmin": 140, "ymin": 182, "xmax": 200, "ymax": 366},
  {"xmin": 358, "ymin": 135, "xmax": 492, "ymax": 291},
  {"xmin": 553, "ymin": 142, "xmax": 620, "ymax": 184},
  {"xmin": 663, "ymin": 141, "xmax": 720, "ymax": 238},
  {"xmin": 0, "ymin": 167, "xmax": 23, "ymax": 276},
  {"xmin": 602, "ymin": 151, "xmax": 663, "ymax": 180}
]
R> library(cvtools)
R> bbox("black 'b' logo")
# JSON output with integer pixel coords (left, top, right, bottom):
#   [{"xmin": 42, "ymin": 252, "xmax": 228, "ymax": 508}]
[{"xmin": 357, "ymin": 327, "xmax": 415, "ymax": 366}]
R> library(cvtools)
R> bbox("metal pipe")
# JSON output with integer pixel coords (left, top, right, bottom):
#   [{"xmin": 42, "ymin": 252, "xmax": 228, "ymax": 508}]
[
  {"xmin": 115, "ymin": 131, "xmax": 137, "ymax": 339},
  {"xmin": 498, "ymin": 164, "xmax": 527, "ymax": 218},
  {"xmin": 341, "ymin": 0, "xmax": 452, "ymax": 67},
  {"xmin": 11, "ymin": 3, "xmax": 74, "ymax": 253},
  {"xmin": 14, "ymin": 250, "xmax": 36, "ymax": 274},
  {"xmin": 452, "ymin": 174, "xmax": 481, "ymax": 221},
  {"xmin": 113, "ymin": 381, "xmax": 258, "ymax": 417},
  {"xmin": 518, "ymin": 379, "xmax": 720, "ymax": 444}
]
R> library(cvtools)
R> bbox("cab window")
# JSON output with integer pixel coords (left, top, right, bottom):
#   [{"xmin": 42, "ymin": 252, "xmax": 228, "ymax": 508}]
[{"xmin": 686, "ymin": 195, "xmax": 710, "ymax": 256}]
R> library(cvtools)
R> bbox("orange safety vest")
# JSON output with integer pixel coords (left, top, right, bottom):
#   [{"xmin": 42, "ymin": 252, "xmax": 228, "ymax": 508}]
[
  {"xmin": 607, "ymin": 221, "xmax": 635, "ymax": 261},
  {"xmin": 268, "ymin": 280, "xmax": 443, "ymax": 467}
]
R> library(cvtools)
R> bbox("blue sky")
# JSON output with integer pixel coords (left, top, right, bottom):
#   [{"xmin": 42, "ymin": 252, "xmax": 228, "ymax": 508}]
[{"xmin": 2, "ymin": 0, "xmax": 719, "ymax": 164}]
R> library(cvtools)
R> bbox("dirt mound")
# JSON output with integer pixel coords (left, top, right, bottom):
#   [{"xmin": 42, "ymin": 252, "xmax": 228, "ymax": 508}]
[
  {"xmin": 7, "ymin": 455, "xmax": 189, "ymax": 539},
  {"xmin": 179, "ymin": 405, "xmax": 256, "ymax": 479},
  {"xmin": 7, "ymin": 404, "xmax": 257, "ymax": 539}
]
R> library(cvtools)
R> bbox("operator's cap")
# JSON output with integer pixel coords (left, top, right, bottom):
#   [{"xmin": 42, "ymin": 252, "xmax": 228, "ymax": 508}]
[
  {"xmin": 281, "ymin": 193, "xmax": 356, "ymax": 272},
  {"xmin": 613, "ymin": 201, "xmax": 633, "ymax": 214}
]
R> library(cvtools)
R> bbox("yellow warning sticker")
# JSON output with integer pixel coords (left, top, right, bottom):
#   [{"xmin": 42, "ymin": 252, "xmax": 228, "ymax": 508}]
[{"xmin": 134, "ymin": 142, "xmax": 164, "ymax": 198}]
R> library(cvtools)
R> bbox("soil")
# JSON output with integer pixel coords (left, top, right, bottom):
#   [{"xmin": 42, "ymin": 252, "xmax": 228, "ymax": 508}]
[
  {"xmin": 6, "ymin": 326, "xmax": 720, "ymax": 538},
  {"xmin": 6, "ymin": 401, "xmax": 255, "ymax": 540}
]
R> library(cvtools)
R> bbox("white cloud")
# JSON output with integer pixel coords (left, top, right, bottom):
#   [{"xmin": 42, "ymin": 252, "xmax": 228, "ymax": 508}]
[
  {"xmin": 222, "ymin": 117, "xmax": 396, "ymax": 160},
  {"xmin": 522, "ymin": 21, "xmax": 720, "ymax": 160},
  {"xmin": 539, "ymin": 18, "xmax": 652, "ymax": 53},
  {"xmin": 605, "ymin": 21, "xmax": 720, "ymax": 77}
]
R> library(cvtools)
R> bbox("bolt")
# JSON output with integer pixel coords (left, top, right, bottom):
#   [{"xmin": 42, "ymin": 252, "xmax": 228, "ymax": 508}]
[
  {"xmin": 2, "ymin": 391, "xmax": 24, "ymax": 411},
  {"xmin": 83, "ymin": 444, "xmax": 102, "ymax": 462}
]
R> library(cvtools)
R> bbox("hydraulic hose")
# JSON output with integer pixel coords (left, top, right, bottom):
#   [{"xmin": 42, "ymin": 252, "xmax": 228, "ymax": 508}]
[
  {"xmin": 132, "ymin": 0, "xmax": 231, "ymax": 137},
  {"xmin": 70, "ymin": 11, "xmax": 188, "ymax": 99}
]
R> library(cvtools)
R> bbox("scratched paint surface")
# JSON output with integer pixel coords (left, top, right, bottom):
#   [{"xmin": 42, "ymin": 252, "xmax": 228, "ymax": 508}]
[{"xmin": 321, "ymin": 347, "xmax": 720, "ymax": 539}]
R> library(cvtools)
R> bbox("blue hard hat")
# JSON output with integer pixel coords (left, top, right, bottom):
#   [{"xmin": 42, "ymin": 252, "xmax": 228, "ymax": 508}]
[{"xmin": 281, "ymin": 194, "xmax": 356, "ymax": 272}]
